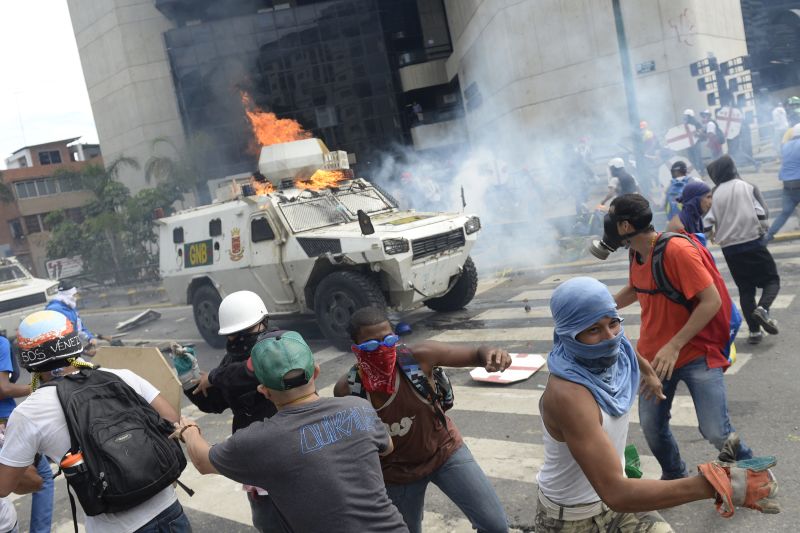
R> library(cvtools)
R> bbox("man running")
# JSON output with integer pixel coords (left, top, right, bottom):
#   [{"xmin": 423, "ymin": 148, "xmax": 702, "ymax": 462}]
[
  {"xmin": 607, "ymin": 194, "xmax": 755, "ymax": 479},
  {"xmin": 334, "ymin": 307, "xmax": 511, "ymax": 533},
  {"xmin": 536, "ymin": 277, "xmax": 779, "ymax": 531}
]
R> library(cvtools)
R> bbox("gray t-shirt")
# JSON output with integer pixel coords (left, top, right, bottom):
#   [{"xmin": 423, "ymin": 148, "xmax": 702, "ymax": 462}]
[{"xmin": 209, "ymin": 395, "xmax": 408, "ymax": 533}]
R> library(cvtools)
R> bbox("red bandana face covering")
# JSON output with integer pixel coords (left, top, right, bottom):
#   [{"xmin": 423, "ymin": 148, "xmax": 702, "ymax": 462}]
[{"xmin": 352, "ymin": 345, "xmax": 398, "ymax": 394}]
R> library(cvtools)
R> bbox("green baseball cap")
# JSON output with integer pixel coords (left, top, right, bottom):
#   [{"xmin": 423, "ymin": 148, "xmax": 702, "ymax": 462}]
[{"xmin": 250, "ymin": 331, "xmax": 315, "ymax": 391}]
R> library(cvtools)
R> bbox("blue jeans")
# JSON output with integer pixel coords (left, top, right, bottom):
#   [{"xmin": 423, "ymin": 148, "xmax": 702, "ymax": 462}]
[
  {"xmin": 767, "ymin": 186, "xmax": 800, "ymax": 240},
  {"xmin": 638, "ymin": 356, "xmax": 753, "ymax": 479},
  {"xmin": 385, "ymin": 444, "xmax": 508, "ymax": 533},
  {"xmin": 29, "ymin": 455, "xmax": 54, "ymax": 533},
  {"xmin": 135, "ymin": 501, "xmax": 191, "ymax": 533}
]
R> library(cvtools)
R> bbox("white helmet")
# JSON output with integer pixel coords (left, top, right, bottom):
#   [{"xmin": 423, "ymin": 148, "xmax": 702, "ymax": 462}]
[
  {"xmin": 608, "ymin": 157, "xmax": 625, "ymax": 169},
  {"xmin": 683, "ymin": 109, "xmax": 695, "ymax": 117},
  {"xmin": 218, "ymin": 291, "xmax": 269, "ymax": 335}
]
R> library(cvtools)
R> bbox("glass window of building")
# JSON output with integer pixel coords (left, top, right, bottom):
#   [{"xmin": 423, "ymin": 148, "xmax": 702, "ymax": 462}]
[
  {"xmin": 38, "ymin": 150, "xmax": 62, "ymax": 165},
  {"xmin": 24, "ymin": 215, "xmax": 42, "ymax": 234}
]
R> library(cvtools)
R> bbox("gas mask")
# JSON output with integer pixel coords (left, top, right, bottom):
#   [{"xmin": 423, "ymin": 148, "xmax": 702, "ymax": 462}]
[{"xmin": 589, "ymin": 207, "xmax": 653, "ymax": 260}]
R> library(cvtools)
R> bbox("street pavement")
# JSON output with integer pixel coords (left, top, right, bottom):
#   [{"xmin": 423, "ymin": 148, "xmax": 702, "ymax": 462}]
[
  {"xmin": 9, "ymin": 235, "xmax": 800, "ymax": 532},
  {"xmin": 9, "ymin": 165, "xmax": 800, "ymax": 532}
]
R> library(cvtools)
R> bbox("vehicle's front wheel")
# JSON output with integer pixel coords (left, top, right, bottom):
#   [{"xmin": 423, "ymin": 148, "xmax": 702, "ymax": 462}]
[
  {"xmin": 314, "ymin": 271, "xmax": 387, "ymax": 349},
  {"xmin": 192, "ymin": 285, "xmax": 226, "ymax": 349},
  {"xmin": 424, "ymin": 256, "xmax": 478, "ymax": 312}
]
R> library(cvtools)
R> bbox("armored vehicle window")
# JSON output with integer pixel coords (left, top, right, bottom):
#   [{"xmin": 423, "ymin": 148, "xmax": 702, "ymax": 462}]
[
  {"xmin": 251, "ymin": 217, "xmax": 275, "ymax": 242},
  {"xmin": 173, "ymin": 227, "xmax": 184, "ymax": 244},
  {"xmin": 209, "ymin": 218, "xmax": 222, "ymax": 237}
]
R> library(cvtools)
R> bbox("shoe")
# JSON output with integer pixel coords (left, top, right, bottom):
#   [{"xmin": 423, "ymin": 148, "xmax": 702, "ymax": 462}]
[
  {"xmin": 748, "ymin": 331, "xmax": 763, "ymax": 345},
  {"xmin": 752, "ymin": 306, "xmax": 779, "ymax": 335}
]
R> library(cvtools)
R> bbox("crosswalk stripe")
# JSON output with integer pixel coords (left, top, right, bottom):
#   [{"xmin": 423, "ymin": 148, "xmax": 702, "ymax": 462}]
[
  {"xmin": 429, "ymin": 325, "xmax": 641, "ymax": 342},
  {"xmin": 449, "ymin": 384, "xmax": 699, "ymax": 428},
  {"xmin": 726, "ymin": 352, "xmax": 752, "ymax": 375},
  {"xmin": 510, "ymin": 286, "xmax": 624, "ymax": 302},
  {"xmin": 475, "ymin": 293, "xmax": 794, "ymax": 322},
  {"xmin": 462, "ymin": 436, "xmax": 662, "ymax": 482},
  {"xmin": 539, "ymin": 270, "xmax": 630, "ymax": 285},
  {"xmin": 476, "ymin": 277, "xmax": 509, "ymax": 296},
  {"xmin": 177, "ymin": 463, "xmax": 252, "ymax": 525}
]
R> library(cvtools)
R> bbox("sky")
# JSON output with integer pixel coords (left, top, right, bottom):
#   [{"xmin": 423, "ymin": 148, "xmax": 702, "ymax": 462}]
[{"xmin": 0, "ymin": 0, "xmax": 98, "ymax": 169}]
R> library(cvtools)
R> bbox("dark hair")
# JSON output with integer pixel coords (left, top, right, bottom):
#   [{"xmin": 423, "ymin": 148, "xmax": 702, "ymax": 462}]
[
  {"xmin": 348, "ymin": 307, "xmax": 389, "ymax": 341},
  {"xmin": 610, "ymin": 194, "xmax": 654, "ymax": 231}
]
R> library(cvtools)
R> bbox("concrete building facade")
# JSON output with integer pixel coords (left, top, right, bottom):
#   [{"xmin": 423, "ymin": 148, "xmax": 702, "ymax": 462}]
[
  {"xmin": 1, "ymin": 139, "xmax": 101, "ymax": 277},
  {"xmin": 66, "ymin": 0, "xmax": 185, "ymax": 194},
  {"xmin": 443, "ymin": 0, "xmax": 749, "ymax": 157}
]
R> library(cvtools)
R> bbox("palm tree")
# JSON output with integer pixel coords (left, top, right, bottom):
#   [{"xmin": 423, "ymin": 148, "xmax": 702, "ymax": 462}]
[{"xmin": 144, "ymin": 134, "xmax": 213, "ymax": 205}]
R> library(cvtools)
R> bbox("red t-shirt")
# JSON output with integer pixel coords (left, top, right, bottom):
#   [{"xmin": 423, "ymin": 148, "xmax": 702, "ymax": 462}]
[{"xmin": 630, "ymin": 237, "xmax": 730, "ymax": 370}]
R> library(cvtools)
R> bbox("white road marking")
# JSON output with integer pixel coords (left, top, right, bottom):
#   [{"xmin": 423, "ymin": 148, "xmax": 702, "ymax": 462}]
[
  {"xmin": 725, "ymin": 352, "xmax": 752, "ymax": 375},
  {"xmin": 429, "ymin": 325, "xmax": 640, "ymax": 343},
  {"xmin": 177, "ymin": 463, "xmax": 253, "ymax": 525},
  {"xmin": 510, "ymin": 286, "xmax": 624, "ymax": 302},
  {"xmin": 476, "ymin": 277, "xmax": 508, "ymax": 296},
  {"xmin": 450, "ymin": 385, "xmax": 698, "ymax": 428},
  {"xmin": 538, "ymin": 269, "xmax": 630, "ymax": 285},
  {"xmin": 462, "ymin": 436, "xmax": 662, "ymax": 482}
]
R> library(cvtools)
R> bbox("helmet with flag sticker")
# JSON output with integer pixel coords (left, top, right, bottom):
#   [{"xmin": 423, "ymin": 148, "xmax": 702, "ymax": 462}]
[{"xmin": 16, "ymin": 310, "xmax": 83, "ymax": 372}]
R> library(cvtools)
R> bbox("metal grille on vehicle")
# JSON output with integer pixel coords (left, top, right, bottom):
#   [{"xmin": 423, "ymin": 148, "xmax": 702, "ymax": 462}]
[
  {"xmin": 296, "ymin": 238, "xmax": 343, "ymax": 257},
  {"xmin": 0, "ymin": 292, "xmax": 47, "ymax": 314},
  {"xmin": 411, "ymin": 229, "xmax": 465, "ymax": 260}
]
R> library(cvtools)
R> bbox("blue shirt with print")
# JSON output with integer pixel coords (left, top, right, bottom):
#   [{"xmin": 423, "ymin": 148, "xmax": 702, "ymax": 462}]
[{"xmin": 0, "ymin": 337, "xmax": 17, "ymax": 418}]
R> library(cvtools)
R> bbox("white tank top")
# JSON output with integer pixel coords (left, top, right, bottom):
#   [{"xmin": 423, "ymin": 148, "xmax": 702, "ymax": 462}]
[{"xmin": 536, "ymin": 407, "xmax": 629, "ymax": 505}]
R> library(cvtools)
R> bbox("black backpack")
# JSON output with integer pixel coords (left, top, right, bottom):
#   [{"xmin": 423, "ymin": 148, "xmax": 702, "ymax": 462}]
[{"xmin": 46, "ymin": 368, "xmax": 188, "ymax": 525}]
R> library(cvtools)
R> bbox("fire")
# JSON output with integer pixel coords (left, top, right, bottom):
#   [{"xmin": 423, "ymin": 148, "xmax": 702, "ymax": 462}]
[
  {"xmin": 241, "ymin": 92, "xmax": 311, "ymax": 147},
  {"xmin": 295, "ymin": 169, "xmax": 348, "ymax": 190},
  {"xmin": 249, "ymin": 177, "xmax": 275, "ymax": 195}
]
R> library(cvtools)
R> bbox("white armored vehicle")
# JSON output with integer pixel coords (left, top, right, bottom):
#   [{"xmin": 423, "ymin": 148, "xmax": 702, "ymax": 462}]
[
  {"xmin": 0, "ymin": 257, "xmax": 59, "ymax": 340},
  {"xmin": 157, "ymin": 138, "xmax": 481, "ymax": 348}
]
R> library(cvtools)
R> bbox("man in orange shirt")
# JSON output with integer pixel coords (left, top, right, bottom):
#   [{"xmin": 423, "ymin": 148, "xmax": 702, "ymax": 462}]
[{"xmin": 607, "ymin": 194, "xmax": 754, "ymax": 480}]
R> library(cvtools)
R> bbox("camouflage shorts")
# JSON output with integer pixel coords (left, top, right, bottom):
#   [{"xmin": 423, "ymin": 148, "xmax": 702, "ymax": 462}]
[{"xmin": 535, "ymin": 499, "xmax": 675, "ymax": 533}]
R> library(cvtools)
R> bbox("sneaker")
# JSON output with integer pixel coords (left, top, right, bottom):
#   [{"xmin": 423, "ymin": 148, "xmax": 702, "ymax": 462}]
[
  {"xmin": 748, "ymin": 331, "xmax": 763, "ymax": 345},
  {"xmin": 752, "ymin": 306, "xmax": 779, "ymax": 335}
]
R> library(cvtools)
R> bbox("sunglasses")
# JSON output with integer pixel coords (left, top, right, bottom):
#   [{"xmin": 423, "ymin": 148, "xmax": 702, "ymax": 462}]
[{"xmin": 353, "ymin": 334, "xmax": 400, "ymax": 352}]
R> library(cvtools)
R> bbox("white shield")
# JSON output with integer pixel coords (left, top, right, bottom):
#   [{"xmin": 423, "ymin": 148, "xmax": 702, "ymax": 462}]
[
  {"xmin": 664, "ymin": 124, "xmax": 698, "ymax": 151},
  {"xmin": 716, "ymin": 107, "xmax": 743, "ymax": 140}
]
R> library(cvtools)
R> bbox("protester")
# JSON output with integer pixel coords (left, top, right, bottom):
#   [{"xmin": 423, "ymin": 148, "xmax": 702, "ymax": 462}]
[
  {"xmin": 183, "ymin": 290, "xmax": 285, "ymax": 532},
  {"xmin": 727, "ymin": 110, "xmax": 760, "ymax": 172},
  {"xmin": 45, "ymin": 281, "xmax": 96, "ymax": 357},
  {"xmin": 701, "ymin": 110, "xmax": 724, "ymax": 159},
  {"xmin": 772, "ymin": 101, "xmax": 789, "ymax": 157},
  {"xmin": 704, "ymin": 156, "xmax": 780, "ymax": 344},
  {"xmin": 334, "ymin": 307, "xmax": 511, "ymax": 533},
  {"xmin": 600, "ymin": 158, "xmax": 639, "ymax": 206},
  {"xmin": 766, "ymin": 125, "xmax": 800, "ymax": 241},
  {"xmin": 605, "ymin": 194, "xmax": 755, "ymax": 481},
  {"xmin": 176, "ymin": 331, "xmax": 409, "ymax": 533},
  {"xmin": 1, "ymin": 419, "xmax": 44, "ymax": 533},
  {"xmin": 0, "ymin": 334, "xmax": 53, "ymax": 533},
  {"xmin": 683, "ymin": 109, "xmax": 705, "ymax": 175},
  {"xmin": 664, "ymin": 160, "xmax": 702, "ymax": 224},
  {"xmin": 535, "ymin": 276, "xmax": 778, "ymax": 532},
  {"xmin": 666, "ymin": 180, "xmax": 712, "ymax": 234},
  {"xmin": 0, "ymin": 310, "xmax": 191, "ymax": 532}
]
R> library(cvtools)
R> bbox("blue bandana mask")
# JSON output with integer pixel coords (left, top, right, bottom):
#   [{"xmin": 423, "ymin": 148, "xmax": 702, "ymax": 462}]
[{"xmin": 547, "ymin": 277, "xmax": 639, "ymax": 417}]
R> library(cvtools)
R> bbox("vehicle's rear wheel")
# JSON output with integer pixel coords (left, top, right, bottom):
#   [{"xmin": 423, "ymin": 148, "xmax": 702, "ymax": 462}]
[
  {"xmin": 314, "ymin": 271, "xmax": 387, "ymax": 349},
  {"xmin": 424, "ymin": 256, "xmax": 478, "ymax": 312},
  {"xmin": 192, "ymin": 285, "xmax": 226, "ymax": 349}
]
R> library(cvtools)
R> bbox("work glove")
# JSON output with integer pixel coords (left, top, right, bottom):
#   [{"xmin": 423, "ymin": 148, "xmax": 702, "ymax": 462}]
[
  {"xmin": 170, "ymin": 342, "xmax": 200, "ymax": 390},
  {"xmin": 698, "ymin": 455, "xmax": 779, "ymax": 517}
]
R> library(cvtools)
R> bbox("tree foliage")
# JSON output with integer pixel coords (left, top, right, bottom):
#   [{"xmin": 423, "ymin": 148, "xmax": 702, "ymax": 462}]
[{"xmin": 45, "ymin": 156, "xmax": 182, "ymax": 283}]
